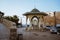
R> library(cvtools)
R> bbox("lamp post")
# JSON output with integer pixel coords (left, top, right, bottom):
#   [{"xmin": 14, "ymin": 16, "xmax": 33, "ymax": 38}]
[{"xmin": 54, "ymin": 11, "xmax": 56, "ymax": 27}]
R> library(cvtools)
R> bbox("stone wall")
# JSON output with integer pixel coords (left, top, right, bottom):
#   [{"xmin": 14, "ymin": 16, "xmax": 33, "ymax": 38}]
[
  {"xmin": 2, "ymin": 18, "xmax": 16, "ymax": 28},
  {"xmin": 2, "ymin": 18, "xmax": 17, "ymax": 40},
  {"xmin": 9, "ymin": 28, "xmax": 17, "ymax": 40}
]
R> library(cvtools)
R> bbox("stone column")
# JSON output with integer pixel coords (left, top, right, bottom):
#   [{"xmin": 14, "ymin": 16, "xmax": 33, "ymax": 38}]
[
  {"xmin": 39, "ymin": 18, "xmax": 41, "ymax": 29},
  {"xmin": 29, "ymin": 18, "xmax": 33, "ymax": 30},
  {"xmin": 9, "ymin": 28, "xmax": 17, "ymax": 40},
  {"xmin": 42, "ymin": 16, "xmax": 45, "ymax": 28},
  {"xmin": 26, "ymin": 16, "xmax": 28, "ymax": 27},
  {"xmin": 29, "ymin": 18, "xmax": 31, "ymax": 27},
  {"xmin": 41, "ymin": 16, "xmax": 44, "ymax": 28},
  {"xmin": 26, "ymin": 18, "xmax": 27, "ymax": 27}
]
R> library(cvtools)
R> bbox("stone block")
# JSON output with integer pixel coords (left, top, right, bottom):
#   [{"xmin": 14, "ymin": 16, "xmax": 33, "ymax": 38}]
[{"xmin": 10, "ymin": 28, "xmax": 17, "ymax": 40}]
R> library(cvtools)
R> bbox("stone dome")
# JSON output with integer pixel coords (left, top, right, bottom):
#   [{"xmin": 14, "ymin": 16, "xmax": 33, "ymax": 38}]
[
  {"xmin": 23, "ymin": 8, "xmax": 48, "ymax": 16},
  {"xmin": 31, "ymin": 8, "xmax": 40, "ymax": 12}
]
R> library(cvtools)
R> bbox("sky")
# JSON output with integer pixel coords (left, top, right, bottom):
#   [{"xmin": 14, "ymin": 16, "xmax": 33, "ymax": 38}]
[{"xmin": 0, "ymin": 0, "xmax": 60, "ymax": 24}]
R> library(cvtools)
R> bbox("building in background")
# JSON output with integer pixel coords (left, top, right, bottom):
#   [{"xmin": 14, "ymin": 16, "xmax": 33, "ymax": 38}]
[
  {"xmin": 44, "ymin": 11, "xmax": 60, "ymax": 26},
  {"xmin": 55, "ymin": 12, "xmax": 60, "ymax": 24}
]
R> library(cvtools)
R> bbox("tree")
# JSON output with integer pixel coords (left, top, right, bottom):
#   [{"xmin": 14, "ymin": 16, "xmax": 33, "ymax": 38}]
[
  {"xmin": 4, "ymin": 15, "xmax": 19, "ymax": 25},
  {"xmin": 0, "ymin": 11, "xmax": 4, "ymax": 16},
  {"xmin": 13, "ymin": 15, "xmax": 19, "ymax": 25}
]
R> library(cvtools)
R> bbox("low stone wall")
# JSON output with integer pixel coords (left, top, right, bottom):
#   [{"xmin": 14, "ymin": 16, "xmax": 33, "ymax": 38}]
[
  {"xmin": 2, "ymin": 18, "xmax": 16, "ymax": 28},
  {"xmin": 2, "ymin": 18, "xmax": 17, "ymax": 40}
]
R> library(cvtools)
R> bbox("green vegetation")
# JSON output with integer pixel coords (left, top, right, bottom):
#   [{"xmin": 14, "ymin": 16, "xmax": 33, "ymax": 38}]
[{"xmin": 4, "ymin": 15, "xmax": 19, "ymax": 25}]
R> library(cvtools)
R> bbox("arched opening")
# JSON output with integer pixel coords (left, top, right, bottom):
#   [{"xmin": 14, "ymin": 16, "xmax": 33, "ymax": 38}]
[{"xmin": 31, "ymin": 16, "xmax": 39, "ymax": 29}]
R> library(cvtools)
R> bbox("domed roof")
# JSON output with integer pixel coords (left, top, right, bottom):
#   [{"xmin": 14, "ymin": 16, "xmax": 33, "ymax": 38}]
[
  {"xmin": 31, "ymin": 8, "xmax": 40, "ymax": 12},
  {"xmin": 23, "ymin": 8, "xmax": 48, "ymax": 16}
]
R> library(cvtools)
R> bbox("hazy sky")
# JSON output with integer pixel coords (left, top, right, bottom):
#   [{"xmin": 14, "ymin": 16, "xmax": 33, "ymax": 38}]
[{"xmin": 0, "ymin": 0, "xmax": 60, "ymax": 24}]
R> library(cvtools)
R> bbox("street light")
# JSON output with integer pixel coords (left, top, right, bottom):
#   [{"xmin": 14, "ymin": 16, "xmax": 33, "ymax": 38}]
[{"xmin": 54, "ymin": 11, "xmax": 56, "ymax": 27}]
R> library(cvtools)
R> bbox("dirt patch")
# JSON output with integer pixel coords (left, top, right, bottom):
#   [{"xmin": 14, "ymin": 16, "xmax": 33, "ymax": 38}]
[
  {"xmin": 33, "ymin": 33, "xmax": 39, "ymax": 36},
  {"xmin": 41, "ymin": 35, "xmax": 47, "ymax": 37}
]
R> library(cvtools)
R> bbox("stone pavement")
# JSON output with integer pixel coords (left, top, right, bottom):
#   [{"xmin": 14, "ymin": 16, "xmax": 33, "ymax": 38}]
[
  {"xmin": 0, "ymin": 23, "xmax": 10, "ymax": 40},
  {"xmin": 23, "ymin": 31, "xmax": 60, "ymax": 40},
  {"xmin": 0, "ymin": 25, "xmax": 60, "ymax": 40},
  {"xmin": 17, "ymin": 28, "xmax": 60, "ymax": 40}
]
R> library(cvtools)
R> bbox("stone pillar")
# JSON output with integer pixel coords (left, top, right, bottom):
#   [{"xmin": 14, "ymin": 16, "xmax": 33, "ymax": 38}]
[
  {"xmin": 41, "ymin": 16, "xmax": 44, "ymax": 28},
  {"xmin": 26, "ymin": 16, "xmax": 28, "ymax": 27},
  {"xmin": 42, "ymin": 16, "xmax": 45, "ymax": 28},
  {"xmin": 29, "ymin": 18, "xmax": 32, "ymax": 27},
  {"xmin": 39, "ymin": 18, "xmax": 40, "ymax": 29},
  {"xmin": 29, "ymin": 18, "xmax": 33, "ymax": 30},
  {"xmin": 10, "ymin": 28, "xmax": 17, "ymax": 40}
]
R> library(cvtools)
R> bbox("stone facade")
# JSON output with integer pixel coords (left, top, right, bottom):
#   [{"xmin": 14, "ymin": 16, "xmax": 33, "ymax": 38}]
[
  {"xmin": 23, "ymin": 8, "xmax": 47, "ymax": 30},
  {"xmin": 44, "ymin": 12, "xmax": 60, "ymax": 26},
  {"xmin": 26, "ymin": 14, "xmax": 45, "ymax": 29}
]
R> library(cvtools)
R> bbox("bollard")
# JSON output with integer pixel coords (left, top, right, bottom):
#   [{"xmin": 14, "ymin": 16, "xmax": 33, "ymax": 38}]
[{"xmin": 17, "ymin": 34, "xmax": 23, "ymax": 40}]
